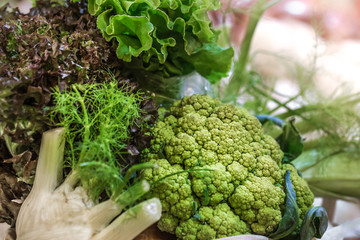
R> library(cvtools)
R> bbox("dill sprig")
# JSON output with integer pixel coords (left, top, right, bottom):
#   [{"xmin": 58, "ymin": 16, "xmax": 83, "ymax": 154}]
[{"xmin": 50, "ymin": 78, "xmax": 145, "ymax": 201}]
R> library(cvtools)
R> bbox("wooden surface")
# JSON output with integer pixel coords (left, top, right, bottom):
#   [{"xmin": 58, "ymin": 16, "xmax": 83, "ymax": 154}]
[{"xmin": 134, "ymin": 224, "xmax": 176, "ymax": 240}]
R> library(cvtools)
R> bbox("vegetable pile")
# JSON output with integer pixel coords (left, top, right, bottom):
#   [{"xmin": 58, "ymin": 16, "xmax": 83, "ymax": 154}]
[
  {"xmin": 140, "ymin": 94, "xmax": 321, "ymax": 240},
  {"xmin": 6, "ymin": 32, "xmax": 163, "ymax": 239},
  {"xmin": 0, "ymin": 0, "xmax": 157, "ymax": 229},
  {"xmin": 0, "ymin": 0, "xmax": 336, "ymax": 239}
]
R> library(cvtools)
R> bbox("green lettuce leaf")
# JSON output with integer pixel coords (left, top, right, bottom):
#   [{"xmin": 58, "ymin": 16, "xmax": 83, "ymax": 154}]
[{"xmin": 88, "ymin": 0, "xmax": 234, "ymax": 82}]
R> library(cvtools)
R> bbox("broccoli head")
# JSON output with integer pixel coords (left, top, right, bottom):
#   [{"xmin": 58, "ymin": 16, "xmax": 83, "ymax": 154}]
[{"xmin": 141, "ymin": 94, "xmax": 314, "ymax": 239}]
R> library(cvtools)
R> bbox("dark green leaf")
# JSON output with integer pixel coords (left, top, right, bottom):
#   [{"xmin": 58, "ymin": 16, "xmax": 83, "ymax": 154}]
[
  {"xmin": 269, "ymin": 170, "xmax": 300, "ymax": 239},
  {"xmin": 192, "ymin": 201, "xmax": 201, "ymax": 221},
  {"xmin": 277, "ymin": 118, "xmax": 304, "ymax": 163},
  {"xmin": 256, "ymin": 114, "xmax": 303, "ymax": 159},
  {"xmin": 256, "ymin": 115, "xmax": 304, "ymax": 163},
  {"xmin": 300, "ymin": 206, "xmax": 328, "ymax": 240},
  {"xmin": 203, "ymin": 186, "xmax": 210, "ymax": 206}
]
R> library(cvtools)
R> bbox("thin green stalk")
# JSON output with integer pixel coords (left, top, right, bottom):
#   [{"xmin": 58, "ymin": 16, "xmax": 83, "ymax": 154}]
[
  {"xmin": 276, "ymin": 93, "xmax": 360, "ymax": 119},
  {"xmin": 72, "ymin": 85, "xmax": 90, "ymax": 163},
  {"xmin": 276, "ymin": 104, "xmax": 322, "ymax": 119},
  {"xmin": 151, "ymin": 168, "xmax": 213, "ymax": 187},
  {"xmin": 223, "ymin": 0, "xmax": 282, "ymax": 103},
  {"xmin": 112, "ymin": 180, "xmax": 150, "ymax": 206},
  {"xmin": 267, "ymin": 91, "xmax": 304, "ymax": 115},
  {"xmin": 252, "ymin": 86, "xmax": 302, "ymax": 117},
  {"xmin": 119, "ymin": 163, "xmax": 157, "ymax": 193}
]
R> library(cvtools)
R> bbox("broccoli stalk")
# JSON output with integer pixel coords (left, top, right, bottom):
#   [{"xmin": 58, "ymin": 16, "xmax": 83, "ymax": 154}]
[{"xmin": 16, "ymin": 127, "xmax": 161, "ymax": 240}]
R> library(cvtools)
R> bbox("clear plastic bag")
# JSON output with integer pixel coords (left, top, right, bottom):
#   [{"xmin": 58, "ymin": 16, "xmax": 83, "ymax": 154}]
[{"xmin": 134, "ymin": 71, "xmax": 215, "ymax": 107}]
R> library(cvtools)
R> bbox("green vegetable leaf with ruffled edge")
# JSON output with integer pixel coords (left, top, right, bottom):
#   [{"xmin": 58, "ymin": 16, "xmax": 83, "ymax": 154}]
[{"xmin": 87, "ymin": 0, "xmax": 234, "ymax": 83}]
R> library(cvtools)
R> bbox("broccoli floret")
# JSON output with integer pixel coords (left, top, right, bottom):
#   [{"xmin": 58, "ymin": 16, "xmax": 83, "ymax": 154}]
[
  {"xmin": 255, "ymin": 155, "xmax": 282, "ymax": 183},
  {"xmin": 176, "ymin": 219, "xmax": 216, "ymax": 240},
  {"xmin": 165, "ymin": 133, "xmax": 201, "ymax": 166},
  {"xmin": 142, "ymin": 159, "xmax": 194, "ymax": 223},
  {"xmin": 157, "ymin": 213, "xmax": 179, "ymax": 234},
  {"xmin": 228, "ymin": 175, "xmax": 285, "ymax": 235},
  {"xmin": 176, "ymin": 204, "xmax": 250, "ymax": 240},
  {"xmin": 191, "ymin": 163, "xmax": 234, "ymax": 205},
  {"xmin": 140, "ymin": 94, "xmax": 314, "ymax": 240}
]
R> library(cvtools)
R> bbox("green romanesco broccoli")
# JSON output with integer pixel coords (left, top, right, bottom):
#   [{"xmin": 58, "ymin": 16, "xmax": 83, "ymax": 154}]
[{"xmin": 140, "ymin": 94, "xmax": 314, "ymax": 240}]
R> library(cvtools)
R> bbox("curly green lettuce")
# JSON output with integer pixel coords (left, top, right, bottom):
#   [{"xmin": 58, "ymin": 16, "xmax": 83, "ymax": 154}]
[{"xmin": 87, "ymin": 0, "xmax": 234, "ymax": 82}]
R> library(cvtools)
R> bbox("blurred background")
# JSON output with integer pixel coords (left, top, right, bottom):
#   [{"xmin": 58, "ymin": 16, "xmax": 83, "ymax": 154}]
[
  {"xmin": 0, "ymin": 0, "xmax": 360, "ymax": 239},
  {"xmin": 212, "ymin": 1, "xmax": 360, "ymax": 239}
]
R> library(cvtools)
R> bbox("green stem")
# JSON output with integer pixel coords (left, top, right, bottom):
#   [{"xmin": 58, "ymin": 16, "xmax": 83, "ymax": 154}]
[
  {"xmin": 112, "ymin": 180, "xmax": 150, "ymax": 206},
  {"xmin": 223, "ymin": 0, "xmax": 281, "ymax": 103},
  {"xmin": 72, "ymin": 85, "xmax": 90, "ymax": 163},
  {"xmin": 267, "ymin": 91, "xmax": 304, "ymax": 115},
  {"xmin": 275, "ymin": 92, "xmax": 360, "ymax": 119},
  {"xmin": 120, "ymin": 162, "xmax": 157, "ymax": 192},
  {"xmin": 275, "ymin": 104, "xmax": 320, "ymax": 119},
  {"xmin": 151, "ymin": 168, "xmax": 213, "ymax": 186},
  {"xmin": 252, "ymin": 86, "xmax": 302, "ymax": 117}
]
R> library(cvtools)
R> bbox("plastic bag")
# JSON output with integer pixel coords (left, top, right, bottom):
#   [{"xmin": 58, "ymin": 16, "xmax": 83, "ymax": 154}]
[{"xmin": 133, "ymin": 71, "xmax": 215, "ymax": 107}]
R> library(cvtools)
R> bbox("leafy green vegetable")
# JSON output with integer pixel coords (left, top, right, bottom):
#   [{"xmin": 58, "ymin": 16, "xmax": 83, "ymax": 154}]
[
  {"xmin": 269, "ymin": 170, "xmax": 299, "ymax": 240},
  {"xmin": 300, "ymin": 206, "xmax": 328, "ymax": 240},
  {"xmin": 87, "ymin": 0, "xmax": 234, "ymax": 82},
  {"xmin": 0, "ymin": 0, "xmax": 119, "ymax": 225}
]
